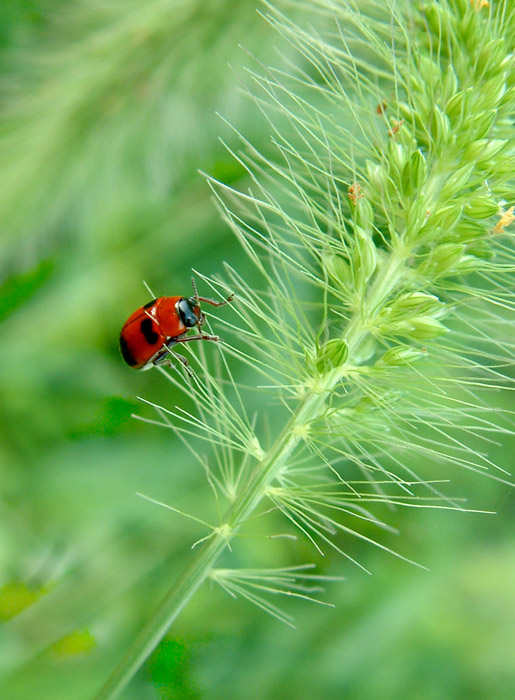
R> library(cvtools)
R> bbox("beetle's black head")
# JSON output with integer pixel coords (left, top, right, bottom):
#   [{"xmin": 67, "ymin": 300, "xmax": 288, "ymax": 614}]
[{"xmin": 177, "ymin": 297, "xmax": 203, "ymax": 328}]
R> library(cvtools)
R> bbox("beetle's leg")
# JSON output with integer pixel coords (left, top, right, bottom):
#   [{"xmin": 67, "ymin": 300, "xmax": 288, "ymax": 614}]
[
  {"xmin": 169, "ymin": 350, "xmax": 191, "ymax": 370},
  {"xmin": 196, "ymin": 310, "xmax": 206, "ymax": 329},
  {"xmin": 197, "ymin": 293, "xmax": 234, "ymax": 308},
  {"xmin": 152, "ymin": 349, "xmax": 172, "ymax": 367},
  {"xmin": 153, "ymin": 341, "xmax": 191, "ymax": 374}
]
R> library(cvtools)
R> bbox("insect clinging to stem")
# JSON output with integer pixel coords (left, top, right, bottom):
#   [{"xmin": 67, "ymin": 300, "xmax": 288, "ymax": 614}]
[{"xmin": 119, "ymin": 277, "xmax": 233, "ymax": 370}]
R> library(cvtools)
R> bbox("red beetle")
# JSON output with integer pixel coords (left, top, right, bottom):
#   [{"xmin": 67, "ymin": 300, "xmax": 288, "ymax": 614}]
[{"xmin": 120, "ymin": 279, "xmax": 232, "ymax": 370}]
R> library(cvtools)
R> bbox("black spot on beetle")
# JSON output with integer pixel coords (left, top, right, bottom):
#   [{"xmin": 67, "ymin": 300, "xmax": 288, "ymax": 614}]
[
  {"xmin": 140, "ymin": 317, "xmax": 160, "ymax": 345},
  {"xmin": 119, "ymin": 335, "xmax": 138, "ymax": 366},
  {"xmin": 143, "ymin": 299, "xmax": 157, "ymax": 309}
]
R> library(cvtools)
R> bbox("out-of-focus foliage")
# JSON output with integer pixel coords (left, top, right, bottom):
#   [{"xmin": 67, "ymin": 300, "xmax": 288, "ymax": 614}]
[{"xmin": 0, "ymin": 1, "xmax": 513, "ymax": 699}]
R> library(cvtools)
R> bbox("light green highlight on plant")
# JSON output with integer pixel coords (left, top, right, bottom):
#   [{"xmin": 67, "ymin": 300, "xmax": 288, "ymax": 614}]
[{"xmin": 94, "ymin": 0, "xmax": 514, "ymax": 697}]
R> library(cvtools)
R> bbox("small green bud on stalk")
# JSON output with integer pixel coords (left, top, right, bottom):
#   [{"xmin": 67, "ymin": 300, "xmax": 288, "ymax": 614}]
[
  {"xmin": 407, "ymin": 316, "xmax": 448, "ymax": 341},
  {"xmin": 472, "ymin": 109, "xmax": 497, "ymax": 140},
  {"xmin": 440, "ymin": 162, "xmax": 475, "ymax": 197},
  {"xmin": 418, "ymin": 55, "xmax": 442, "ymax": 87},
  {"xmin": 442, "ymin": 66, "xmax": 458, "ymax": 101},
  {"xmin": 397, "ymin": 101, "xmax": 425, "ymax": 131},
  {"xmin": 379, "ymin": 346, "xmax": 427, "ymax": 366},
  {"xmin": 465, "ymin": 197, "xmax": 500, "ymax": 219},
  {"xmin": 405, "ymin": 200, "xmax": 430, "ymax": 238},
  {"xmin": 453, "ymin": 254, "xmax": 489, "ymax": 273},
  {"xmin": 466, "ymin": 241, "xmax": 494, "ymax": 260},
  {"xmin": 385, "ymin": 292, "xmax": 444, "ymax": 320},
  {"xmin": 352, "ymin": 228, "xmax": 377, "ymax": 283},
  {"xmin": 324, "ymin": 252, "xmax": 352, "ymax": 292},
  {"xmin": 315, "ymin": 339, "xmax": 349, "ymax": 374},
  {"xmin": 464, "ymin": 139, "xmax": 507, "ymax": 163},
  {"xmin": 387, "ymin": 142, "xmax": 409, "ymax": 172},
  {"xmin": 429, "ymin": 106, "xmax": 451, "ymax": 146},
  {"xmin": 445, "ymin": 87, "xmax": 473, "ymax": 120},
  {"xmin": 477, "ymin": 38, "xmax": 507, "ymax": 73},
  {"xmin": 481, "ymin": 75, "xmax": 507, "ymax": 106},
  {"xmin": 453, "ymin": 221, "xmax": 488, "ymax": 242},
  {"xmin": 418, "ymin": 243, "xmax": 465, "ymax": 277},
  {"xmin": 377, "ymin": 315, "xmax": 448, "ymax": 341},
  {"xmin": 401, "ymin": 150, "xmax": 428, "ymax": 197},
  {"xmin": 352, "ymin": 198, "xmax": 374, "ymax": 231},
  {"xmin": 431, "ymin": 205, "xmax": 463, "ymax": 231},
  {"xmin": 365, "ymin": 161, "xmax": 386, "ymax": 194}
]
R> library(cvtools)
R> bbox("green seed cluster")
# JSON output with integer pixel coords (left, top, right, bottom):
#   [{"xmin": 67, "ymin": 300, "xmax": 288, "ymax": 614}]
[{"xmin": 324, "ymin": 0, "xmax": 513, "ymax": 369}]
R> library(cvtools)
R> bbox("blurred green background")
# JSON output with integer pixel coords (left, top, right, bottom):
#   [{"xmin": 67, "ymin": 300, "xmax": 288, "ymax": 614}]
[{"xmin": 0, "ymin": 2, "xmax": 513, "ymax": 699}]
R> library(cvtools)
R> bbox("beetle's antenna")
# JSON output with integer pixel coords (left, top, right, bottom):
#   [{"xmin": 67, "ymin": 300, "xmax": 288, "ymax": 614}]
[{"xmin": 191, "ymin": 276, "xmax": 199, "ymax": 303}]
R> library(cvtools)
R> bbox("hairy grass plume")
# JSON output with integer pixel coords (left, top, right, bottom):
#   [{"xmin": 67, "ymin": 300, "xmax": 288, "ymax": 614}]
[{"xmin": 96, "ymin": 0, "xmax": 514, "ymax": 697}]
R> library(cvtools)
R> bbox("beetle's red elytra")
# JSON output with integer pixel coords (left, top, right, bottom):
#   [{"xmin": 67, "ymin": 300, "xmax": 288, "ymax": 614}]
[{"xmin": 119, "ymin": 279, "xmax": 232, "ymax": 370}]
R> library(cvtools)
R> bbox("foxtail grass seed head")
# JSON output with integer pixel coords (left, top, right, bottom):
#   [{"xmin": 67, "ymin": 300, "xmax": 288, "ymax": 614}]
[
  {"xmin": 144, "ymin": 0, "xmax": 514, "ymax": 611},
  {"xmin": 153, "ymin": 0, "xmax": 514, "ymax": 616},
  {"xmin": 96, "ymin": 1, "xmax": 514, "ymax": 696}
]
